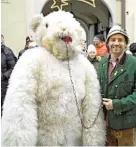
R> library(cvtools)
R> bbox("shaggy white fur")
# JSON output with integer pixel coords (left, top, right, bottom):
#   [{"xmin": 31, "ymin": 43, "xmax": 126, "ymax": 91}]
[{"xmin": 1, "ymin": 11, "xmax": 106, "ymax": 146}]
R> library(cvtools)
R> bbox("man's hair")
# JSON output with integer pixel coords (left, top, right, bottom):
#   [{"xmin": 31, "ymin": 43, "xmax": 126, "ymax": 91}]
[{"xmin": 94, "ymin": 34, "xmax": 105, "ymax": 42}]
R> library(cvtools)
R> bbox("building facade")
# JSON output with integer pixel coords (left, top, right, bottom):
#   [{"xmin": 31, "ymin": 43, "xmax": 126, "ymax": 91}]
[{"xmin": 1, "ymin": 0, "xmax": 136, "ymax": 54}]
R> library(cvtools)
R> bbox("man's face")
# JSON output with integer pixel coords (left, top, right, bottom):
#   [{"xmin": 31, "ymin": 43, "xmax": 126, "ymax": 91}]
[
  {"xmin": 93, "ymin": 40, "xmax": 101, "ymax": 47},
  {"xmin": 108, "ymin": 34, "xmax": 126, "ymax": 56}
]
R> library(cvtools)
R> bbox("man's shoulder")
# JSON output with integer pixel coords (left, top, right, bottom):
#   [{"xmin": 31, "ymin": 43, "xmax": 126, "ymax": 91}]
[
  {"xmin": 125, "ymin": 54, "xmax": 136, "ymax": 70},
  {"xmin": 99, "ymin": 54, "xmax": 109, "ymax": 64},
  {"xmin": 2, "ymin": 45, "xmax": 13, "ymax": 54},
  {"xmin": 127, "ymin": 54, "xmax": 136, "ymax": 62}
]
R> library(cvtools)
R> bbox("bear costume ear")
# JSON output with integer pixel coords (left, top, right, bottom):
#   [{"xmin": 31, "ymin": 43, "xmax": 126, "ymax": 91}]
[{"xmin": 30, "ymin": 14, "xmax": 44, "ymax": 32}]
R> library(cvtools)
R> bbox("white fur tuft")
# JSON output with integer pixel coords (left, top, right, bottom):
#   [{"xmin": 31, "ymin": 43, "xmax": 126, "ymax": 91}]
[{"xmin": 30, "ymin": 11, "xmax": 84, "ymax": 60}]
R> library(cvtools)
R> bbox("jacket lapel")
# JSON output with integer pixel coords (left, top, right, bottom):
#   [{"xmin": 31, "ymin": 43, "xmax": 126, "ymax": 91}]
[
  {"xmin": 109, "ymin": 64, "xmax": 126, "ymax": 84},
  {"xmin": 108, "ymin": 53, "xmax": 127, "ymax": 84}
]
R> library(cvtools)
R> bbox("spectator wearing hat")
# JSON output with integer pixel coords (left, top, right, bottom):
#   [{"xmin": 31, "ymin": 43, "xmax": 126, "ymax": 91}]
[
  {"xmin": 93, "ymin": 34, "xmax": 108, "ymax": 57},
  {"xmin": 18, "ymin": 36, "xmax": 33, "ymax": 59},
  {"xmin": 129, "ymin": 42, "xmax": 136, "ymax": 57},
  {"xmin": 87, "ymin": 44, "xmax": 101, "ymax": 73},
  {"xmin": 98, "ymin": 25, "xmax": 136, "ymax": 146},
  {"xmin": 1, "ymin": 34, "xmax": 17, "ymax": 115}
]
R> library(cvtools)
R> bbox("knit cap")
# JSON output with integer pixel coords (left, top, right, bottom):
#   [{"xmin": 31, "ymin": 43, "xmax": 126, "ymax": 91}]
[{"xmin": 87, "ymin": 44, "xmax": 97, "ymax": 53}]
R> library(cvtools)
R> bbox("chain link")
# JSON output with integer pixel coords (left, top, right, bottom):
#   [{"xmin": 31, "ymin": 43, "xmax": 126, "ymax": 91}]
[{"xmin": 65, "ymin": 43, "xmax": 103, "ymax": 129}]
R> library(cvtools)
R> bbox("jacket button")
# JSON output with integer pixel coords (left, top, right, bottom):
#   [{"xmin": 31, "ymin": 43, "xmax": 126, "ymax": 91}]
[
  {"xmin": 115, "ymin": 85, "xmax": 118, "ymax": 87},
  {"xmin": 121, "ymin": 69, "xmax": 124, "ymax": 72},
  {"xmin": 117, "ymin": 113, "xmax": 121, "ymax": 115}
]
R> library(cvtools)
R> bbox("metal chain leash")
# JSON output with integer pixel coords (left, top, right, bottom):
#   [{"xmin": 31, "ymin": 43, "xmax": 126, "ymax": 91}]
[{"xmin": 65, "ymin": 43, "xmax": 103, "ymax": 129}]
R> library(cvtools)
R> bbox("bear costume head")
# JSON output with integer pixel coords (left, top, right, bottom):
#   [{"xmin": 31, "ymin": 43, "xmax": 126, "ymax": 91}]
[{"xmin": 30, "ymin": 11, "xmax": 84, "ymax": 60}]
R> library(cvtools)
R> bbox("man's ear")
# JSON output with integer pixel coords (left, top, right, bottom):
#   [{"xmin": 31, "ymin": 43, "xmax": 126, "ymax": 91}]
[{"xmin": 30, "ymin": 13, "xmax": 44, "ymax": 32}]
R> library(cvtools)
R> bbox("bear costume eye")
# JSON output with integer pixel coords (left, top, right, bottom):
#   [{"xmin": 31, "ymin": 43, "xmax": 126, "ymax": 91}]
[{"xmin": 45, "ymin": 23, "xmax": 48, "ymax": 28}]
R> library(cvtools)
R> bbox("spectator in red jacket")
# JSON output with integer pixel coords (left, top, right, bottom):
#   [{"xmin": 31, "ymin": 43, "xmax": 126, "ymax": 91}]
[{"xmin": 93, "ymin": 34, "xmax": 108, "ymax": 57}]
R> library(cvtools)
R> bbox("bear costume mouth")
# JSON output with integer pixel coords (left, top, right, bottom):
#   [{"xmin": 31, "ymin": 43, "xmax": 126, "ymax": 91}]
[{"xmin": 61, "ymin": 36, "xmax": 72, "ymax": 43}]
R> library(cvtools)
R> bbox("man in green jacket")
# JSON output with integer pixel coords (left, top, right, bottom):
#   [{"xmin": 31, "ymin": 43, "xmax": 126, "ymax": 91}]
[{"xmin": 98, "ymin": 25, "xmax": 136, "ymax": 146}]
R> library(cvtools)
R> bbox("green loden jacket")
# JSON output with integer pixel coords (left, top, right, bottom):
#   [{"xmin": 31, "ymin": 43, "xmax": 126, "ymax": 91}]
[{"xmin": 98, "ymin": 53, "xmax": 136, "ymax": 130}]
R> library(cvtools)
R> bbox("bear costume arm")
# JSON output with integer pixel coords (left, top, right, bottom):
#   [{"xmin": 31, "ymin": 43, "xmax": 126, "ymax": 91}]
[
  {"xmin": 1, "ymin": 50, "xmax": 41, "ymax": 146},
  {"xmin": 82, "ymin": 62, "xmax": 106, "ymax": 146}
]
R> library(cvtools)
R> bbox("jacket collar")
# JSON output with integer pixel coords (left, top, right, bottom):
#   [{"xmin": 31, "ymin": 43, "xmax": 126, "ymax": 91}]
[
  {"xmin": 101, "ymin": 53, "xmax": 127, "ymax": 65},
  {"xmin": 119, "ymin": 53, "xmax": 127, "ymax": 65},
  {"xmin": 100, "ymin": 53, "xmax": 127, "ymax": 84}
]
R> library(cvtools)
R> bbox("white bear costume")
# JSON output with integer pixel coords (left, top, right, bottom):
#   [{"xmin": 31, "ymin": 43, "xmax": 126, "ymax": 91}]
[{"xmin": 1, "ymin": 11, "xmax": 106, "ymax": 146}]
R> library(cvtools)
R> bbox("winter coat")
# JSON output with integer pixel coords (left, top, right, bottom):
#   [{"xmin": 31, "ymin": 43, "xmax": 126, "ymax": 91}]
[
  {"xmin": 1, "ymin": 47, "xmax": 106, "ymax": 146},
  {"xmin": 95, "ymin": 42, "xmax": 108, "ymax": 57},
  {"xmin": 98, "ymin": 53, "xmax": 136, "ymax": 130},
  {"xmin": 87, "ymin": 56, "xmax": 99, "ymax": 73},
  {"xmin": 1, "ymin": 44, "xmax": 17, "ymax": 108}
]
